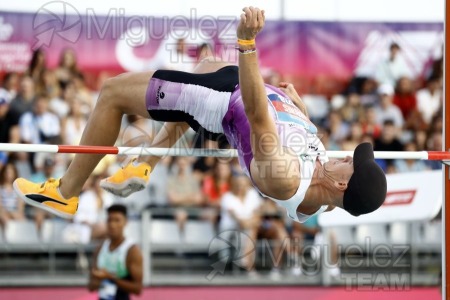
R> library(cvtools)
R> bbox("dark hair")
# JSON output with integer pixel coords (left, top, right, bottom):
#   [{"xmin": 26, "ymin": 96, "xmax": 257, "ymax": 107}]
[
  {"xmin": 0, "ymin": 163, "xmax": 18, "ymax": 185},
  {"xmin": 58, "ymin": 48, "xmax": 80, "ymax": 76},
  {"xmin": 390, "ymin": 42, "xmax": 400, "ymax": 51},
  {"xmin": 383, "ymin": 119, "xmax": 395, "ymax": 127},
  {"xmin": 2, "ymin": 72, "xmax": 18, "ymax": 87},
  {"xmin": 197, "ymin": 43, "xmax": 212, "ymax": 54},
  {"xmin": 29, "ymin": 48, "xmax": 46, "ymax": 74},
  {"xmin": 427, "ymin": 74, "xmax": 441, "ymax": 84},
  {"xmin": 107, "ymin": 204, "xmax": 127, "ymax": 217}
]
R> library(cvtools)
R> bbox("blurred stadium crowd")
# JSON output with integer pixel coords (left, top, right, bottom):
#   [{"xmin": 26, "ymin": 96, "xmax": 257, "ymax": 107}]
[{"xmin": 0, "ymin": 39, "xmax": 443, "ymax": 278}]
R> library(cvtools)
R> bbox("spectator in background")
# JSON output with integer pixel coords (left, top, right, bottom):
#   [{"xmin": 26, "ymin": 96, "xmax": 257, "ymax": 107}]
[
  {"xmin": 0, "ymin": 89, "xmax": 20, "ymax": 143},
  {"xmin": 416, "ymin": 76, "xmax": 442, "ymax": 126},
  {"xmin": 341, "ymin": 122, "xmax": 363, "ymax": 151},
  {"xmin": 19, "ymin": 95, "xmax": 61, "ymax": 145},
  {"xmin": 393, "ymin": 77, "xmax": 427, "ymax": 133},
  {"xmin": 72, "ymin": 73, "xmax": 94, "ymax": 114},
  {"xmin": 316, "ymin": 127, "xmax": 340, "ymax": 151},
  {"xmin": 374, "ymin": 120, "xmax": 403, "ymax": 151},
  {"xmin": 375, "ymin": 42, "xmax": 410, "ymax": 87},
  {"xmin": 197, "ymin": 43, "xmax": 214, "ymax": 62},
  {"xmin": 393, "ymin": 77, "xmax": 416, "ymax": 120},
  {"xmin": 55, "ymin": 48, "xmax": 80, "ymax": 87},
  {"xmin": 427, "ymin": 47, "xmax": 443, "ymax": 81},
  {"xmin": 374, "ymin": 84, "xmax": 404, "ymax": 131},
  {"xmin": 165, "ymin": 38, "xmax": 195, "ymax": 72},
  {"xmin": 258, "ymin": 198, "xmax": 290, "ymax": 280},
  {"xmin": 201, "ymin": 159, "xmax": 231, "ymax": 226},
  {"xmin": 31, "ymin": 156, "xmax": 61, "ymax": 183},
  {"xmin": 62, "ymin": 98, "xmax": 88, "ymax": 145},
  {"xmin": 0, "ymin": 163, "xmax": 25, "ymax": 229},
  {"xmin": 291, "ymin": 214, "xmax": 340, "ymax": 277},
  {"xmin": 360, "ymin": 106, "xmax": 382, "ymax": 139},
  {"xmin": 34, "ymin": 150, "xmax": 66, "ymax": 180},
  {"xmin": 374, "ymin": 120, "xmax": 403, "ymax": 172},
  {"xmin": 10, "ymin": 152, "xmax": 32, "ymax": 179},
  {"xmin": 147, "ymin": 156, "xmax": 170, "ymax": 209},
  {"xmin": 2, "ymin": 72, "xmax": 19, "ymax": 99},
  {"xmin": 40, "ymin": 70, "xmax": 61, "ymax": 103},
  {"xmin": 149, "ymin": 38, "xmax": 196, "ymax": 71},
  {"xmin": 49, "ymin": 80, "xmax": 74, "ymax": 119},
  {"xmin": 219, "ymin": 171, "xmax": 262, "ymax": 276},
  {"xmin": 10, "ymin": 76, "xmax": 35, "ymax": 119},
  {"xmin": 203, "ymin": 159, "xmax": 231, "ymax": 206},
  {"xmin": 361, "ymin": 133, "xmax": 375, "ymax": 146},
  {"xmin": 339, "ymin": 92, "xmax": 365, "ymax": 124},
  {"xmin": 359, "ymin": 77, "xmax": 378, "ymax": 107},
  {"xmin": 414, "ymin": 130, "xmax": 428, "ymax": 151},
  {"xmin": 426, "ymin": 131, "xmax": 443, "ymax": 170},
  {"xmin": 43, "ymin": 70, "xmax": 62, "ymax": 101},
  {"xmin": 167, "ymin": 157, "xmax": 203, "ymax": 232},
  {"xmin": 193, "ymin": 139, "xmax": 218, "ymax": 182},
  {"xmin": 394, "ymin": 142, "xmax": 429, "ymax": 173},
  {"xmin": 91, "ymin": 175, "xmax": 114, "ymax": 223},
  {"xmin": 326, "ymin": 110, "xmax": 349, "ymax": 144},
  {"xmin": 26, "ymin": 48, "xmax": 47, "ymax": 84},
  {"xmin": 429, "ymin": 114, "xmax": 443, "ymax": 135},
  {"xmin": 175, "ymin": 38, "xmax": 195, "ymax": 72}
]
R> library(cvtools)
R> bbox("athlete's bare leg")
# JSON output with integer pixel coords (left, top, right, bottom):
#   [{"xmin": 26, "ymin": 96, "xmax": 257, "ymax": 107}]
[
  {"xmin": 59, "ymin": 72, "xmax": 155, "ymax": 198},
  {"xmin": 61, "ymin": 56, "xmax": 232, "ymax": 198}
]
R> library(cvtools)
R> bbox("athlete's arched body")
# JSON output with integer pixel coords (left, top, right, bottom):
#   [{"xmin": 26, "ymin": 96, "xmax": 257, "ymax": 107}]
[{"xmin": 13, "ymin": 7, "xmax": 386, "ymax": 223}]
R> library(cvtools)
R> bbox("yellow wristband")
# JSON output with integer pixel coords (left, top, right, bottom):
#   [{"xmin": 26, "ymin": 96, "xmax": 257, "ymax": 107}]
[{"xmin": 237, "ymin": 39, "xmax": 255, "ymax": 46}]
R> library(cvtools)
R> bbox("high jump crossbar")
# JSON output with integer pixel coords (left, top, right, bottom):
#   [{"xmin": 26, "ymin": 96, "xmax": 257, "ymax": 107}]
[{"xmin": 0, "ymin": 143, "xmax": 449, "ymax": 161}]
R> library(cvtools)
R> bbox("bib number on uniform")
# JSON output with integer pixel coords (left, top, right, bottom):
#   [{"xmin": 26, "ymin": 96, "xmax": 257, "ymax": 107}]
[
  {"xmin": 267, "ymin": 94, "xmax": 317, "ymax": 134},
  {"xmin": 99, "ymin": 279, "xmax": 117, "ymax": 300}
]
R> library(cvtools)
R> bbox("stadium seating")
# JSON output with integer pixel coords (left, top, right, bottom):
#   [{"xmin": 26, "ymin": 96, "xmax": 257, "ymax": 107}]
[
  {"xmin": 183, "ymin": 220, "xmax": 216, "ymax": 250},
  {"xmin": 125, "ymin": 220, "xmax": 143, "ymax": 245},
  {"xmin": 149, "ymin": 220, "xmax": 182, "ymax": 251},
  {"xmin": 5, "ymin": 220, "xmax": 40, "ymax": 244},
  {"xmin": 355, "ymin": 224, "xmax": 389, "ymax": 249},
  {"xmin": 388, "ymin": 222, "xmax": 411, "ymax": 245},
  {"xmin": 413, "ymin": 220, "xmax": 442, "ymax": 252},
  {"xmin": 330, "ymin": 226, "xmax": 355, "ymax": 248},
  {"xmin": 41, "ymin": 220, "xmax": 69, "ymax": 244}
]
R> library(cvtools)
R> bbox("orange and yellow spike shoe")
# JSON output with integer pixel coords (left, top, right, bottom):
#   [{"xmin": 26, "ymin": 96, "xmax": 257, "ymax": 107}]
[
  {"xmin": 100, "ymin": 158, "xmax": 151, "ymax": 198},
  {"xmin": 13, "ymin": 178, "xmax": 78, "ymax": 219}
]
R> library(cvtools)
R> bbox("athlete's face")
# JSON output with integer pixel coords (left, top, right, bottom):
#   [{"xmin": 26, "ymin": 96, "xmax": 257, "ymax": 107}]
[
  {"xmin": 323, "ymin": 156, "xmax": 354, "ymax": 186},
  {"xmin": 107, "ymin": 212, "xmax": 127, "ymax": 240}
]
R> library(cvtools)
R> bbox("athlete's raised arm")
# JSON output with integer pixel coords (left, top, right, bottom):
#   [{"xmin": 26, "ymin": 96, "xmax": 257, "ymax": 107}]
[{"xmin": 237, "ymin": 7, "xmax": 272, "ymax": 126}]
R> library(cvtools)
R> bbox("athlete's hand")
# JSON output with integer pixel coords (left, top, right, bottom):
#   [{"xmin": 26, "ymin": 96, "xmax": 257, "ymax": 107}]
[
  {"xmin": 279, "ymin": 82, "xmax": 302, "ymax": 103},
  {"xmin": 237, "ymin": 6, "xmax": 265, "ymax": 40},
  {"xmin": 279, "ymin": 82, "xmax": 309, "ymax": 117},
  {"xmin": 92, "ymin": 268, "xmax": 114, "ymax": 280}
]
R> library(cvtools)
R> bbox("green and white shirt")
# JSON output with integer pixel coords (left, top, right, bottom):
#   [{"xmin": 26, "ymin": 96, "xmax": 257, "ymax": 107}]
[{"xmin": 97, "ymin": 238, "xmax": 134, "ymax": 300}]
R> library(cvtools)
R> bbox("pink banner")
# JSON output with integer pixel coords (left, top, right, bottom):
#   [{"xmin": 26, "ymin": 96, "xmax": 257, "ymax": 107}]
[{"xmin": 0, "ymin": 7, "xmax": 443, "ymax": 93}]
